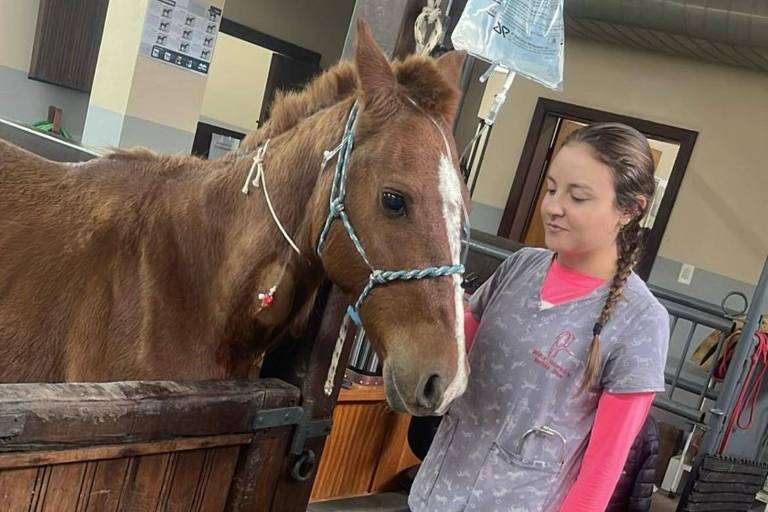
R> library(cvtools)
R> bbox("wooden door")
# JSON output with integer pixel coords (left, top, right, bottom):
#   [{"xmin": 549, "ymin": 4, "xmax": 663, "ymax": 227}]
[{"xmin": 29, "ymin": 0, "xmax": 108, "ymax": 92}]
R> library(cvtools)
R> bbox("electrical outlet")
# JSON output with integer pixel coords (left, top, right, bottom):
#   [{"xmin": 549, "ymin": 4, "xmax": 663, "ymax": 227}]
[{"xmin": 678, "ymin": 264, "xmax": 695, "ymax": 285}]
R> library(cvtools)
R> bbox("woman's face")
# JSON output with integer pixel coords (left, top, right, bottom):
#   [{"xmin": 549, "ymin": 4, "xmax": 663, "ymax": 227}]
[{"xmin": 541, "ymin": 143, "xmax": 632, "ymax": 258}]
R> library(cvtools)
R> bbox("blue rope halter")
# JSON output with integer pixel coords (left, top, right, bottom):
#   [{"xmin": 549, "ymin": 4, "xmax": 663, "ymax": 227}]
[{"xmin": 316, "ymin": 101, "xmax": 466, "ymax": 326}]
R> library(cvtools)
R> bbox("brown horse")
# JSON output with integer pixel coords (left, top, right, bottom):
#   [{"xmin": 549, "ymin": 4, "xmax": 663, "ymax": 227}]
[{"xmin": 0, "ymin": 21, "xmax": 469, "ymax": 416}]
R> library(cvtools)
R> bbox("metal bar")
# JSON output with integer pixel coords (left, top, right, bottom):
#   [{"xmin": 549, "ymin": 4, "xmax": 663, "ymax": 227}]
[
  {"xmin": 0, "ymin": 118, "xmax": 102, "ymax": 162},
  {"xmin": 348, "ymin": 328, "xmax": 366, "ymax": 369},
  {"xmin": 652, "ymin": 395, "xmax": 706, "ymax": 425},
  {"xmin": 363, "ymin": 344, "xmax": 374, "ymax": 371},
  {"xmin": 661, "ymin": 301, "xmax": 732, "ymax": 332},
  {"xmin": 467, "ymin": 239, "xmax": 515, "ymax": 261},
  {"xmin": 357, "ymin": 340, "xmax": 372, "ymax": 372},
  {"xmin": 650, "ymin": 285, "xmax": 739, "ymax": 319},
  {"xmin": 669, "ymin": 315, "xmax": 679, "ymax": 336},
  {"xmin": 464, "ymin": 120, "xmax": 484, "ymax": 184},
  {"xmin": 669, "ymin": 322, "xmax": 698, "ymax": 399},
  {"xmin": 664, "ymin": 372, "xmax": 719, "ymax": 401},
  {"xmin": 368, "ymin": 353, "xmax": 380, "ymax": 374},
  {"xmin": 470, "ymin": 122, "xmax": 493, "ymax": 198},
  {"xmin": 462, "ymin": 120, "xmax": 482, "ymax": 183},
  {"xmin": 253, "ymin": 406, "xmax": 305, "ymax": 430},
  {"xmin": 699, "ymin": 257, "xmax": 768, "ymax": 455}
]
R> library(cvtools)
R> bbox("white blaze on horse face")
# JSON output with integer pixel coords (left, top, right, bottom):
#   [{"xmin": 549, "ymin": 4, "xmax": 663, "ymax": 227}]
[{"xmin": 436, "ymin": 153, "xmax": 468, "ymax": 414}]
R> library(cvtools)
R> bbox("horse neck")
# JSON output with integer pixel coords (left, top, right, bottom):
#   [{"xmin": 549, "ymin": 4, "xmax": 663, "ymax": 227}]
[
  {"xmin": 221, "ymin": 100, "xmax": 350, "ymax": 257},
  {"xmin": 193, "ymin": 100, "xmax": 352, "ymax": 337}
]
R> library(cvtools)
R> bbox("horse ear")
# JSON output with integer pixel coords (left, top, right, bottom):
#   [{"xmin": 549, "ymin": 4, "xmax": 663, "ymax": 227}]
[
  {"xmin": 355, "ymin": 18, "xmax": 397, "ymax": 119},
  {"xmin": 435, "ymin": 51, "xmax": 466, "ymax": 90}
]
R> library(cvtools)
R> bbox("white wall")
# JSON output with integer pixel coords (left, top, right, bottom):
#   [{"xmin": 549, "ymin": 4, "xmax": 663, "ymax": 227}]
[{"xmin": 200, "ymin": 33, "xmax": 273, "ymax": 133}]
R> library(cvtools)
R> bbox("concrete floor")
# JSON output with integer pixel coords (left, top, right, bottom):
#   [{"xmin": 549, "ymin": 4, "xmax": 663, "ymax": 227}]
[
  {"xmin": 307, "ymin": 491, "xmax": 681, "ymax": 511},
  {"xmin": 307, "ymin": 492, "xmax": 409, "ymax": 512}
]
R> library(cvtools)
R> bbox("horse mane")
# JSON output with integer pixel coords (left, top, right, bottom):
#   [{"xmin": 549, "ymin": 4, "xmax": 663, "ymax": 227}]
[
  {"xmin": 105, "ymin": 147, "xmax": 161, "ymax": 161},
  {"xmin": 243, "ymin": 53, "xmax": 460, "ymax": 147},
  {"xmin": 242, "ymin": 62, "xmax": 358, "ymax": 147},
  {"xmin": 103, "ymin": 147, "xmax": 205, "ymax": 174}
]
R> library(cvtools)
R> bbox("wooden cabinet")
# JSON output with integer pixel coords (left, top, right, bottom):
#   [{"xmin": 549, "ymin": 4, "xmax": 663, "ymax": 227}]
[
  {"xmin": 28, "ymin": 0, "xmax": 109, "ymax": 93},
  {"xmin": 310, "ymin": 384, "xmax": 420, "ymax": 502}
]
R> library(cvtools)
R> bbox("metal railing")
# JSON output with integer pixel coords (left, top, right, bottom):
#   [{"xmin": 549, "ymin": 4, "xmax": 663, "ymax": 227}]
[{"xmin": 651, "ymin": 286, "xmax": 738, "ymax": 423}]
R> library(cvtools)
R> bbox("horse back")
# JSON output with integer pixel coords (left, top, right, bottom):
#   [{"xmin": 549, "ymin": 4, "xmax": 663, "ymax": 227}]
[{"xmin": 0, "ymin": 140, "xmax": 132, "ymax": 381}]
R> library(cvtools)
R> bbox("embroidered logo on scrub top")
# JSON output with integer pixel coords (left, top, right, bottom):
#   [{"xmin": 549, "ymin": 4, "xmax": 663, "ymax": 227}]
[{"xmin": 532, "ymin": 330, "xmax": 581, "ymax": 378}]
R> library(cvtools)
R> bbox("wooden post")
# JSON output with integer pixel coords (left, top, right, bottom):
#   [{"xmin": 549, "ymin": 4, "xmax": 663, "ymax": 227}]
[{"xmin": 47, "ymin": 105, "xmax": 62, "ymax": 135}]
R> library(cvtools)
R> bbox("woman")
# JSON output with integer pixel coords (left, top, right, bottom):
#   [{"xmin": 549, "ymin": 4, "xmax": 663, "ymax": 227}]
[{"xmin": 408, "ymin": 123, "xmax": 670, "ymax": 511}]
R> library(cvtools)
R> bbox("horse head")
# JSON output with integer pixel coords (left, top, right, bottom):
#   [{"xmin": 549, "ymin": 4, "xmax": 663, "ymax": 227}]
[{"xmin": 310, "ymin": 21, "xmax": 470, "ymax": 416}]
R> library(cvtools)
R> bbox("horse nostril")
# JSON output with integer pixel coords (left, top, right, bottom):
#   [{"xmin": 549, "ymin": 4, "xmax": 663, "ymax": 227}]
[{"xmin": 418, "ymin": 373, "xmax": 444, "ymax": 410}]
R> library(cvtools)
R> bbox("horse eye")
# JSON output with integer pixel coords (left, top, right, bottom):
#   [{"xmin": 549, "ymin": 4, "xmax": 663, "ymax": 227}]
[{"xmin": 381, "ymin": 191, "xmax": 407, "ymax": 216}]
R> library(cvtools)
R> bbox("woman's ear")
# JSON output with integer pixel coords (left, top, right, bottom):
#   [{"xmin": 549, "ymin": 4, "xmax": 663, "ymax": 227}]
[
  {"xmin": 622, "ymin": 195, "xmax": 648, "ymax": 226},
  {"xmin": 635, "ymin": 195, "xmax": 649, "ymax": 213}
]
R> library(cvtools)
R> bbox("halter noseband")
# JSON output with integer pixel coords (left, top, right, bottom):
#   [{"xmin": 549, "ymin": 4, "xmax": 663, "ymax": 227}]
[{"xmin": 315, "ymin": 101, "xmax": 466, "ymax": 327}]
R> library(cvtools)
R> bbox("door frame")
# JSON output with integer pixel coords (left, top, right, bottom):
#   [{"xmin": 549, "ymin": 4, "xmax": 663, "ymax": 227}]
[
  {"xmin": 219, "ymin": 18, "xmax": 321, "ymax": 66},
  {"xmin": 497, "ymin": 98, "xmax": 698, "ymax": 280}
]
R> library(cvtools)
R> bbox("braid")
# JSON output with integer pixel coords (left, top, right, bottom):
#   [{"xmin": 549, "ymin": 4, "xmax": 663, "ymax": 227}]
[
  {"xmin": 562, "ymin": 122, "xmax": 656, "ymax": 394},
  {"xmin": 578, "ymin": 218, "xmax": 645, "ymax": 393}
]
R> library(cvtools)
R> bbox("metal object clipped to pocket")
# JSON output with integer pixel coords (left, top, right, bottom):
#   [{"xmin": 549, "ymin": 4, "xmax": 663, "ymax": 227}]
[{"xmin": 509, "ymin": 425, "xmax": 567, "ymax": 471}]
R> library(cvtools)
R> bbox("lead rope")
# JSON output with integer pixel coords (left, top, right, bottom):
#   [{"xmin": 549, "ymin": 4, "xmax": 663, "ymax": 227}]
[
  {"xmin": 324, "ymin": 313, "xmax": 351, "ymax": 395},
  {"xmin": 241, "ymin": 139, "xmax": 302, "ymax": 256},
  {"xmin": 321, "ymin": 105, "xmax": 360, "ymax": 396}
]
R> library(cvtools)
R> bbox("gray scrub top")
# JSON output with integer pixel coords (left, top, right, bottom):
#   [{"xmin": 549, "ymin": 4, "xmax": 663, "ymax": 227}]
[{"xmin": 409, "ymin": 248, "xmax": 669, "ymax": 512}]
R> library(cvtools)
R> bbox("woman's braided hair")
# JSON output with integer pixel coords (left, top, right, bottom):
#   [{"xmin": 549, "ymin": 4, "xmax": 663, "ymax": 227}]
[{"xmin": 563, "ymin": 123, "xmax": 657, "ymax": 393}]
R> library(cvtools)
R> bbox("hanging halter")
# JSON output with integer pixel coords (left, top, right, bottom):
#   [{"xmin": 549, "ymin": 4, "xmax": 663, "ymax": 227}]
[{"xmin": 315, "ymin": 101, "xmax": 466, "ymax": 328}]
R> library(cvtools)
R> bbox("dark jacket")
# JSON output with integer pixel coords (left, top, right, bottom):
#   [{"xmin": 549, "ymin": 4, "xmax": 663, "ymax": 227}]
[{"xmin": 606, "ymin": 414, "xmax": 660, "ymax": 512}]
